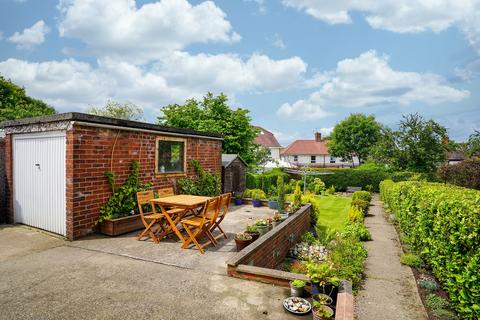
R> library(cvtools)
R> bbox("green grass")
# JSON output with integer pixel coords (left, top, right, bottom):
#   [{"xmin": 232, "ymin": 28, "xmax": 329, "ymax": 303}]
[{"xmin": 314, "ymin": 195, "xmax": 351, "ymax": 231}]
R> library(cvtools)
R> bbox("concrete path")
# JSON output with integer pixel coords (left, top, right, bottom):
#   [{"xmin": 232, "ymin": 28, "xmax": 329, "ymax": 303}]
[{"xmin": 354, "ymin": 195, "xmax": 427, "ymax": 320}]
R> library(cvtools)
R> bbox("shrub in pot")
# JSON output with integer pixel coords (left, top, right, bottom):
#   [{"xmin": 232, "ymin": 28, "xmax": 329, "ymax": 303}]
[
  {"xmin": 234, "ymin": 192, "xmax": 243, "ymax": 206},
  {"xmin": 290, "ymin": 279, "xmax": 306, "ymax": 297},
  {"xmin": 268, "ymin": 195, "xmax": 278, "ymax": 210},
  {"xmin": 312, "ymin": 301, "xmax": 334, "ymax": 320},
  {"xmin": 313, "ymin": 293, "xmax": 333, "ymax": 306},
  {"xmin": 306, "ymin": 262, "xmax": 340, "ymax": 297},
  {"xmin": 234, "ymin": 233, "xmax": 253, "ymax": 251},
  {"xmin": 255, "ymin": 219, "xmax": 269, "ymax": 236},
  {"xmin": 272, "ymin": 213, "xmax": 282, "ymax": 227},
  {"xmin": 251, "ymin": 190, "xmax": 264, "ymax": 207},
  {"xmin": 245, "ymin": 225, "xmax": 260, "ymax": 241}
]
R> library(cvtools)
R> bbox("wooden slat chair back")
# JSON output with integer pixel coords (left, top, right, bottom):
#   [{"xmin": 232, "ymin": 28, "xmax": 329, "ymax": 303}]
[
  {"xmin": 156, "ymin": 187, "xmax": 175, "ymax": 198},
  {"xmin": 209, "ymin": 193, "xmax": 232, "ymax": 240},
  {"xmin": 136, "ymin": 190, "xmax": 165, "ymax": 243},
  {"xmin": 181, "ymin": 197, "xmax": 220, "ymax": 254}
]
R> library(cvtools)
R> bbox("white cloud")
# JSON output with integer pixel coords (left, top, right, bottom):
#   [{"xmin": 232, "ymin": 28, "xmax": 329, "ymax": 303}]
[
  {"xmin": 58, "ymin": 0, "xmax": 240, "ymax": 62},
  {"xmin": 282, "ymin": 0, "xmax": 480, "ymax": 54},
  {"xmin": 270, "ymin": 33, "xmax": 286, "ymax": 49},
  {"xmin": 8, "ymin": 20, "xmax": 49, "ymax": 49},
  {"xmin": 318, "ymin": 127, "xmax": 334, "ymax": 137},
  {"xmin": 278, "ymin": 50, "xmax": 469, "ymax": 120},
  {"xmin": 0, "ymin": 52, "xmax": 308, "ymax": 112}
]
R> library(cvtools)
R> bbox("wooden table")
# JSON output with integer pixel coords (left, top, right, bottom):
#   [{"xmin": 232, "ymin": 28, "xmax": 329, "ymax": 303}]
[{"xmin": 150, "ymin": 195, "xmax": 212, "ymax": 244}]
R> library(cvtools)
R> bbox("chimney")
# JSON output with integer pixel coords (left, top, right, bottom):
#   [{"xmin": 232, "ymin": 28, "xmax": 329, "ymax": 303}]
[{"xmin": 315, "ymin": 132, "xmax": 322, "ymax": 142}]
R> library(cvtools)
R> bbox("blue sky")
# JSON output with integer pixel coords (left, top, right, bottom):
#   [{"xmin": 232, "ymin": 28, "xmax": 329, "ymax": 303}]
[{"xmin": 0, "ymin": 0, "xmax": 479, "ymax": 145}]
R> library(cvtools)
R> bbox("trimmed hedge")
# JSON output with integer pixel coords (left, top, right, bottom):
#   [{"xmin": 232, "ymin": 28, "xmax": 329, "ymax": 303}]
[
  {"xmin": 437, "ymin": 158, "xmax": 480, "ymax": 190},
  {"xmin": 380, "ymin": 180, "xmax": 480, "ymax": 319},
  {"xmin": 246, "ymin": 169, "xmax": 289, "ymax": 194}
]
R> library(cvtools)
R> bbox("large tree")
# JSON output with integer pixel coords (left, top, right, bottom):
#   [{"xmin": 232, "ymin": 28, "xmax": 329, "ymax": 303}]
[
  {"xmin": 328, "ymin": 113, "xmax": 382, "ymax": 165},
  {"xmin": 0, "ymin": 75, "xmax": 56, "ymax": 121},
  {"xmin": 371, "ymin": 113, "xmax": 448, "ymax": 172},
  {"xmin": 158, "ymin": 93, "xmax": 259, "ymax": 164},
  {"xmin": 87, "ymin": 100, "xmax": 144, "ymax": 121},
  {"xmin": 466, "ymin": 130, "xmax": 480, "ymax": 157}
]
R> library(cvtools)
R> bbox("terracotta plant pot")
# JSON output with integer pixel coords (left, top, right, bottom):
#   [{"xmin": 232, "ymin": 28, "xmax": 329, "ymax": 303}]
[
  {"xmin": 235, "ymin": 238, "xmax": 253, "ymax": 251},
  {"xmin": 252, "ymin": 199, "xmax": 262, "ymax": 207},
  {"xmin": 246, "ymin": 231, "xmax": 260, "ymax": 242}
]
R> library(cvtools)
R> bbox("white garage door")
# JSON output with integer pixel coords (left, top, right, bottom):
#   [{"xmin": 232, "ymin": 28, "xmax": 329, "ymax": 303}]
[{"xmin": 13, "ymin": 132, "xmax": 66, "ymax": 236}]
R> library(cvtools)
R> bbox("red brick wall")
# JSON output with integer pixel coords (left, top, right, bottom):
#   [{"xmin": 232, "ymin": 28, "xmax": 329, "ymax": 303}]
[
  {"xmin": 227, "ymin": 204, "xmax": 311, "ymax": 271},
  {"xmin": 4, "ymin": 135, "xmax": 13, "ymax": 224},
  {"xmin": 69, "ymin": 125, "xmax": 222, "ymax": 239}
]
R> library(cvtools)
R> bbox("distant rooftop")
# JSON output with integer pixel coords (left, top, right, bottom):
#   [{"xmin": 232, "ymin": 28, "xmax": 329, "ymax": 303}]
[
  {"xmin": 253, "ymin": 126, "xmax": 281, "ymax": 148},
  {"xmin": 281, "ymin": 132, "xmax": 329, "ymax": 155}
]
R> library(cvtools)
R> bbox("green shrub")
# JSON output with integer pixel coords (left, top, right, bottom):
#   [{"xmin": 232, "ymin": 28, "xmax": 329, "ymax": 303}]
[
  {"xmin": 437, "ymin": 158, "xmax": 480, "ymax": 190},
  {"xmin": 352, "ymin": 190, "xmax": 372, "ymax": 203},
  {"xmin": 380, "ymin": 180, "xmax": 480, "ymax": 318},
  {"xmin": 277, "ymin": 175, "xmax": 286, "ymax": 212},
  {"xmin": 426, "ymin": 294, "xmax": 450, "ymax": 310},
  {"xmin": 400, "ymin": 253, "xmax": 423, "ymax": 268},
  {"xmin": 341, "ymin": 223, "xmax": 372, "ymax": 241},
  {"xmin": 432, "ymin": 308, "xmax": 457, "ymax": 320},
  {"xmin": 419, "ymin": 279, "xmax": 438, "ymax": 291},
  {"xmin": 348, "ymin": 205, "xmax": 364, "ymax": 223},
  {"xmin": 243, "ymin": 188, "xmax": 266, "ymax": 199},
  {"xmin": 351, "ymin": 199, "xmax": 369, "ymax": 215},
  {"xmin": 313, "ymin": 178, "xmax": 326, "ymax": 194},
  {"xmin": 301, "ymin": 231, "xmax": 317, "ymax": 244},
  {"xmin": 293, "ymin": 182, "xmax": 302, "ymax": 207},
  {"xmin": 246, "ymin": 168, "xmax": 289, "ymax": 192},
  {"xmin": 325, "ymin": 185, "xmax": 336, "ymax": 195},
  {"xmin": 178, "ymin": 160, "xmax": 221, "ymax": 196}
]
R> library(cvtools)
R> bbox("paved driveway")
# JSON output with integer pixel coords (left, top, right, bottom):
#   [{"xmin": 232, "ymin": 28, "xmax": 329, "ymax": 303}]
[{"xmin": 0, "ymin": 225, "xmax": 302, "ymax": 320}]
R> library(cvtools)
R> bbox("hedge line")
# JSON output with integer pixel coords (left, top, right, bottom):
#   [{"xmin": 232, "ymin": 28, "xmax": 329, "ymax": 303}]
[{"xmin": 380, "ymin": 180, "xmax": 480, "ymax": 319}]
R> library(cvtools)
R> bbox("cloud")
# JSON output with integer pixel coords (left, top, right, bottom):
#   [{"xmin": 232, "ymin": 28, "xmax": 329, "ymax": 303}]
[
  {"xmin": 278, "ymin": 50, "xmax": 470, "ymax": 120},
  {"xmin": 318, "ymin": 127, "xmax": 334, "ymax": 137},
  {"xmin": 58, "ymin": 0, "xmax": 240, "ymax": 62},
  {"xmin": 270, "ymin": 33, "xmax": 286, "ymax": 49},
  {"xmin": 243, "ymin": 0, "xmax": 266, "ymax": 14},
  {"xmin": 0, "ymin": 52, "xmax": 308, "ymax": 112},
  {"xmin": 282, "ymin": 0, "xmax": 480, "ymax": 54},
  {"xmin": 8, "ymin": 20, "xmax": 49, "ymax": 49}
]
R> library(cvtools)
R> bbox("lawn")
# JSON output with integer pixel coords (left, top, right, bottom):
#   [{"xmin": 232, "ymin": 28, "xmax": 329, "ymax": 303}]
[{"xmin": 312, "ymin": 195, "xmax": 351, "ymax": 231}]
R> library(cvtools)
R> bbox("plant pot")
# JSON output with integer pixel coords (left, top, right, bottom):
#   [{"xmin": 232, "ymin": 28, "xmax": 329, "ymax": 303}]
[
  {"xmin": 256, "ymin": 225, "xmax": 269, "ymax": 236},
  {"xmin": 245, "ymin": 231, "xmax": 260, "ymax": 242},
  {"xmin": 252, "ymin": 199, "xmax": 262, "ymax": 207},
  {"xmin": 312, "ymin": 305, "xmax": 334, "ymax": 320},
  {"xmin": 312, "ymin": 294, "xmax": 333, "ymax": 306},
  {"xmin": 290, "ymin": 283, "xmax": 304, "ymax": 297},
  {"xmin": 234, "ymin": 198, "xmax": 243, "ymax": 206},
  {"xmin": 268, "ymin": 200, "xmax": 278, "ymax": 210},
  {"xmin": 235, "ymin": 238, "xmax": 253, "ymax": 251},
  {"xmin": 97, "ymin": 214, "xmax": 144, "ymax": 236},
  {"xmin": 320, "ymin": 283, "xmax": 338, "ymax": 298},
  {"xmin": 279, "ymin": 213, "xmax": 289, "ymax": 221},
  {"xmin": 272, "ymin": 221, "xmax": 281, "ymax": 228}
]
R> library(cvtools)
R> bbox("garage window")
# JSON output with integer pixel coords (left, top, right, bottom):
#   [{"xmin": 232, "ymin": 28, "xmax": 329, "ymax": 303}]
[{"xmin": 155, "ymin": 137, "xmax": 186, "ymax": 174}]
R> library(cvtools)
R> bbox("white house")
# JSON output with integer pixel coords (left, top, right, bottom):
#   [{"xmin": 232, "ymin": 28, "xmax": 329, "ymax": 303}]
[
  {"xmin": 253, "ymin": 126, "xmax": 282, "ymax": 160},
  {"xmin": 281, "ymin": 132, "xmax": 359, "ymax": 167}
]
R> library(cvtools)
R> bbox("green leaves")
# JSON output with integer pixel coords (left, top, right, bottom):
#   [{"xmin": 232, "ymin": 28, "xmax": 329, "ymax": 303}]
[
  {"xmin": 380, "ymin": 180, "xmax": 480, "ymax": 319},
  {"xmin": 177, "ymin": 160, "xmax": 221, "ymax": 197}
]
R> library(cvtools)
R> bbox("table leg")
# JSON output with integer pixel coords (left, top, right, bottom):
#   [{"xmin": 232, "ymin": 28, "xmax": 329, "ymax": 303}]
[{"xmin": 158, "ymin": 205, "xmax": 187, "ymax": 245}]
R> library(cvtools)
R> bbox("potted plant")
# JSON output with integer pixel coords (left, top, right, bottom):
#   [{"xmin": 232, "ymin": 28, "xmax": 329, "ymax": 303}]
[
  {"xmin": 255, "ymin": 219, "xmax": 269, "ymax": 236},
  {"xmin": 290, "ymin": 279, "xmax": 306, "ymax": 297},
  {"xmin": 272, "ymin": 213, "xmax": 282, "ymax": 227},
  {"xmin": 268, "ymin": 195, "xmax": 278, "ymax": 210},
  {"xmin": 234, "ymin": 192, "xmax": 243, "ymax": 206},
  {"xmin": 306, "ymin": 262, "xmax": 340, "ymax": 297},
  {"xmin": 252, "ymin": 190, "xmax": 263, "ymax": 207},
  {"xmin": 313, "ymin": 293, "xmax": 333, "ymax": 306},
  {"xmin": 245, "ymin": 225, "xmax": 260, "ymax": 241},
  {"xmin": 312, "ymin": 301, "xmax": 334, "ymax": 320},
  {"xmin": 234, "ymin": 233, "xmax": 253, "ymax": 251},
  {"xmin": 266, "ymin": 217, "xmax": 273, "ymax": 230}
]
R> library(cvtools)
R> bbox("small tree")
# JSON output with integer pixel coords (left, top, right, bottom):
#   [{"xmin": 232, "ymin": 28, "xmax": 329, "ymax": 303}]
[
  {"xmin": 253, "ymin": 146, "xmax": 271, "ymax": 190},
  {"xmin": 277, "ymin": 175, "xmax": 285, "ymax": 213},
  {"xmin": 293, "ymin": 182, "xmax": 302, "ymax": 208},
  {"xmin": 466, "ymin": 130, "xmax": 480, "ymax": 157},
  {"xmin": 88, "ymin": 100, "xmax": 144, "ymax": 121}
]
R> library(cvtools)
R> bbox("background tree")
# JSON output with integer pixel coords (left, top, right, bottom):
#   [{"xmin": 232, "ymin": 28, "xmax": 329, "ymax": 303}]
[
  {"xmin": 0, "ymin": 75, "xmax": 56, "ymax": 121},
  {"xmin": 466, "ymin": 130, "xmax": 480, "ymax": 157},
  {"xmin": 371, "ymin": 113, "xmax": 447, "ymax": 172},
  {"xmin": 87, "ymin": 100, "xmax": 144, "ymax": 121},
  {"xmin": 328, "ymin": 113, "xmax": 382, "ymax": 165},
  {"xmin": 158, "ymin": 93, "xmax": 259, "ymax": 164}
]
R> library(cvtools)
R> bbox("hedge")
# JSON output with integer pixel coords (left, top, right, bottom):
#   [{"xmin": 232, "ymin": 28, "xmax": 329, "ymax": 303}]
[
  {"xmin": 437, "ymin": 158, "xmax": 480, "ymax": 190},
  {"xmin": 246, "ymin": 169, "xmax": 289, "ymax": 194},
  {"xmin": 380, "ymin": 180, "xmax": 480, "ymax": 319}
]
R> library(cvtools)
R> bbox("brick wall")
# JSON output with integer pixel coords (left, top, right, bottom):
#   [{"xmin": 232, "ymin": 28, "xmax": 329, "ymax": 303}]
[
  {"xmin": 227, "ymin": 203, "xmax": 311, "ymax": 274},
  {"xmin": 0, "ymin": 137, "xmax": 5, "ymax": 224},
  {"xmin": 69, "ymin": 125, "xmax": 222, "ymax": 239},
  {"xmin": 4, "ymin": 135, "xmax": 13, "ymax": 224}
]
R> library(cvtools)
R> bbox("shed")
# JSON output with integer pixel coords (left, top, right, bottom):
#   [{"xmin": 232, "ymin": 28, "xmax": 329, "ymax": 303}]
[
  {"xmin": 221, "ymin": 154, "xmax": 247, "ymax": 194},
  {"xmin": 1, "ymin": 112, "xmax": 223, "ymax": 240}
]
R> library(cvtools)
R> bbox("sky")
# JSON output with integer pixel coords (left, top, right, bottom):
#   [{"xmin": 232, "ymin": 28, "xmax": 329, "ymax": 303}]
[{"xmin": 0, "ymin": 0, "xmax": 479, "ymax": 145}]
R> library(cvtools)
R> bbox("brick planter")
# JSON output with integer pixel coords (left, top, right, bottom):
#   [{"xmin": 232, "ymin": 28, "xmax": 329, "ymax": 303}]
[{"xmin": 97, "ymin": 214, "xmax": 144, "ymax": 236}]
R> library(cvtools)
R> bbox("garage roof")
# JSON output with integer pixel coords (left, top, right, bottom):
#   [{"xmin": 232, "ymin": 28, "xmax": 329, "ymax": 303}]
[{"xmin": 1, "ymin": 112, "xmax": 223, "ymax": 140}]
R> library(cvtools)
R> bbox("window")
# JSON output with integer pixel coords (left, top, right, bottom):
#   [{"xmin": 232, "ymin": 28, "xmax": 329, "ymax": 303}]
[
  {"xmin": 311, "ymin": 156, "xmax": 316, "ymax": 164},
  {"xmin": 330, "ymin": 156, "xmax": 336, "ymax": 164},
  {"xmin": 155, "ymin": 137, "xmax": 186, "ymax": 174},
  {"xmin": 293, "ymin": 155, "xmax": 298, "ymax": 162}
]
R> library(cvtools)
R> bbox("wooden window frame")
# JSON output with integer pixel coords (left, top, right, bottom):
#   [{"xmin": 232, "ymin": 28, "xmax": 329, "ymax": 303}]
[{"xmin": 155, "ymin": 136, "xmax": 187, "ymax": 177}]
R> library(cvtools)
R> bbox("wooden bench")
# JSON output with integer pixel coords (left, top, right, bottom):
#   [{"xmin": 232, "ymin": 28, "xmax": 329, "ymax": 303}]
[{"xmin": 346, "ymin": 187, "xmax": 362, "ymax": 193}]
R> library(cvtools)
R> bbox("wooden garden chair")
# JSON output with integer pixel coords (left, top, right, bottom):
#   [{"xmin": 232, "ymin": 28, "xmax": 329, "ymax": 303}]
[
  {"xmin": 136, "ymin": 190, "xmax": 166, "ymax": 243},
  {"xmin": 156, "ymin": 187, "xmax": 184, "ymax": 215},
  {"xmin": 209, "ymin": 193, "xmax": 231, "ymax": 240},
  {"xmin": 180, "ymin": 197, "xmax": 220, "ymax": 254}
]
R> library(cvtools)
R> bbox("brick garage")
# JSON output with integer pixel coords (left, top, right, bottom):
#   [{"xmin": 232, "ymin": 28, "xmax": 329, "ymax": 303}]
[{"xmin": 2, "ymin": 113, "xmax": 222, "ymax": 240}]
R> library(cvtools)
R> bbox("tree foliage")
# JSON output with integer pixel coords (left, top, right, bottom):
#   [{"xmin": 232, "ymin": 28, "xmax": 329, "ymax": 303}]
[
  {"xmin": 466, "ymin": 130, "xmax": 480, "ymax": 157},
  {"xmin": 158, "ymin": 93, "xmax": 259, "ymax": 164},
  {"xmin": 0, "ymin": 75, "xmax": 56, "ymax": 121},
  {"xmin": 87, "ymin": 100, "xmax": 144, "ymax": 120},
  {"xmin": 371, "ymin": 113, "xmax": 448, "ymax": 172},
  {"xmin": 328, "ymin": 113, "xmax": 382, "ymax": 165}
]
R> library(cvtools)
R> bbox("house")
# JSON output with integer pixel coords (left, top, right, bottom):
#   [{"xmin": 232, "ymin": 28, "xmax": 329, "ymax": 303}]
[
  {"xmin": 253, "ymin": 126, "xmax": 282, "ymax": 160},
  {"xmin": 281, "ymin": 132, "xmax": 359, "ymax": 167},
  {"xmin": 221, "ymin": 154, "xmax": 247, "ymax": 194},
  {"xmin": 2, "ymin": 112, "xmax": 223, "ymax": 240},
  {"xmin": 446, "ymin": 150, "xmax": 466, "ymax": 165}
]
